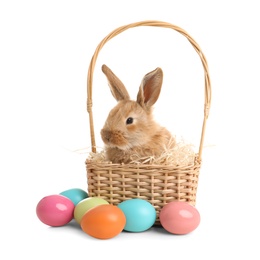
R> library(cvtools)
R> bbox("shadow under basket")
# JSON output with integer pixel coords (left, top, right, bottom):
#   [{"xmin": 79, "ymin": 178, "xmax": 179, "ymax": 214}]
[{"xmin": 85, "ymin": 20, "xmax": 211, "ymax": 226}]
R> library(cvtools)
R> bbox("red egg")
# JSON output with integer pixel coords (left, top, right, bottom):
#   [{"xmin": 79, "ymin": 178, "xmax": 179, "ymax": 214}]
[
  {"xmin": 159, "ymin": 201, "xmax": 200, "ymax": 235},
  {"xmin": 36, "ymin": 194, "xmax": 75, "ymax": 227},
  {"xmin": 81, "ymin": 204, "xmax": 126, "ymax": 239}
]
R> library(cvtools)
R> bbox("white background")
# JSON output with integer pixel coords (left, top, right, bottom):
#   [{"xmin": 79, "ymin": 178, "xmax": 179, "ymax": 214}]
[{"xmin": 1, "ymin": 0, "xmax": 260, "ymax": 259}]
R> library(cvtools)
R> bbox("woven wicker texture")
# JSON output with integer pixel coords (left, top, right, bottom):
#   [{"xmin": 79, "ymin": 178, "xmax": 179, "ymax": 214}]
[{"xmin": 85, "ymin": 20, "xmax": 211, "ymax": 225}]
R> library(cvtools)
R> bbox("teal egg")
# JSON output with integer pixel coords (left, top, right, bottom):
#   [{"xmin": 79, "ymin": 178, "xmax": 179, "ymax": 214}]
[
  {"xmin": 117, "ymin": 199, "xmax": 156, "ymax": 232},
  {"xmin": 59, "ymin": 188, "xmax": 88, "ymax": 206}
]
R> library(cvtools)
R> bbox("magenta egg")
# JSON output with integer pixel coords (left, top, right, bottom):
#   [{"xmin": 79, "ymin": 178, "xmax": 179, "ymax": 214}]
[
  {"xmin": 159, "ymin": 201, "xmax": 200, "ymax": 235},
  {"xmin": 36, "ymin": 194, "xmax": 75, "ymax": 227}
]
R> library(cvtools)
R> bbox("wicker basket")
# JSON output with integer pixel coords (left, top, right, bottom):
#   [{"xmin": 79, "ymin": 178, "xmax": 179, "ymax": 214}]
[{"xmin": 85, "ymin": 20, "xmax": 211, "ymax": 225}]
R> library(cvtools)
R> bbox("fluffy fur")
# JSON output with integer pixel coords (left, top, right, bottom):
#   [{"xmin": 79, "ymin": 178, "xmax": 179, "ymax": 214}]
[{"xmin": 100, "ymin": 64, "xmax": 175, "ymax": 164}]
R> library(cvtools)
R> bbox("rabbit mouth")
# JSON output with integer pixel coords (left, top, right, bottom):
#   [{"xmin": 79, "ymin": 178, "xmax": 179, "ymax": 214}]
[{"xmin": 101, "ymin": 129, "xmax": 129, "ymax": 149}]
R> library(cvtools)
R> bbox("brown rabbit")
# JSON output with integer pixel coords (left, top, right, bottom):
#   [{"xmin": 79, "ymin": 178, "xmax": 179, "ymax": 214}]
[{"xmin": 100, "ymin": 64, "xmax": 175, "ymax": 164}]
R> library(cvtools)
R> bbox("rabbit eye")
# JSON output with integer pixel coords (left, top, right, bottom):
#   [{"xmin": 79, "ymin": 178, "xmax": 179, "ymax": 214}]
[{"xmin": 126, "ymin": 117, "xmax": 133, "ymax": 125}]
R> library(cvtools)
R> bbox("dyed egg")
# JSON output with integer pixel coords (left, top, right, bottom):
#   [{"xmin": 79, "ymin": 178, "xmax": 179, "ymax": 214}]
[
  {"xmin": 73, "ymin": 197, "xmax": 109, "ymax": 224},
  {"xmin": 59, "ymin": 188, "xmax": 88, "ymax": 205},
  {"xmin": 159, "ymin": 201, "xmax": 200, "ymax": 235},
  {"xmin": 36, "ymin": 194, "xmax": 74, "ymax": 227},
  {"xmin": 81, "ymin": 204, "xmax": 126, "ymax": 239},
  {"xmin": 117, "ymin": 199, "xmax": 156, "ymax": 232}
]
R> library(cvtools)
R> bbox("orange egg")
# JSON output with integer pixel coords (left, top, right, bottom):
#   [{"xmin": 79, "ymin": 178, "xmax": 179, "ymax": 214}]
[{"xmin": 80, "ymin": 204, "xmax": 126, "ymax": 239}]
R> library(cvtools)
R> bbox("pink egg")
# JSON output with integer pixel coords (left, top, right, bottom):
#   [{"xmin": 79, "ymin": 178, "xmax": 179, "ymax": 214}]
[
  {"xmin": 159, "ymin": 201, "xmax": 200, "ymax": 235},
  {"xmin": 36, "ymin": 194, "xmax": 75, "ymax": 227}
]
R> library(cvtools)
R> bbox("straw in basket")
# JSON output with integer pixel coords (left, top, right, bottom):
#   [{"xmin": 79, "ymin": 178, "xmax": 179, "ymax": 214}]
[{"xmin": 85, "ymin": 20, "xmax": 211, "ymax": 225}]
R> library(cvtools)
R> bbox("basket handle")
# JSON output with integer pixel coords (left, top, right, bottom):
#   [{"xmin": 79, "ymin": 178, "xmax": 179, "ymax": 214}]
[{"xmin": 86, "ymin": 20, "xmax": 211, "ymax": 162}]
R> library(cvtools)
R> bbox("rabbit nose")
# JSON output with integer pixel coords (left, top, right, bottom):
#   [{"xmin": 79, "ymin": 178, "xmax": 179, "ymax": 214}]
[{"xmin": 101, "ymin": 129, "xmax": 111, "ymax": 142}]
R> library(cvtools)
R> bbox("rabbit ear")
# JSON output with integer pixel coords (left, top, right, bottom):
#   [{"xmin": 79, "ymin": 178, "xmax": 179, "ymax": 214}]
[
  {"xmin": 137, "ymin": 67, "xmax": 163, "ymax": 109},
  {"xmin": 102, "ymin": 64, "xmax": 130, "ymax": 101}
]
